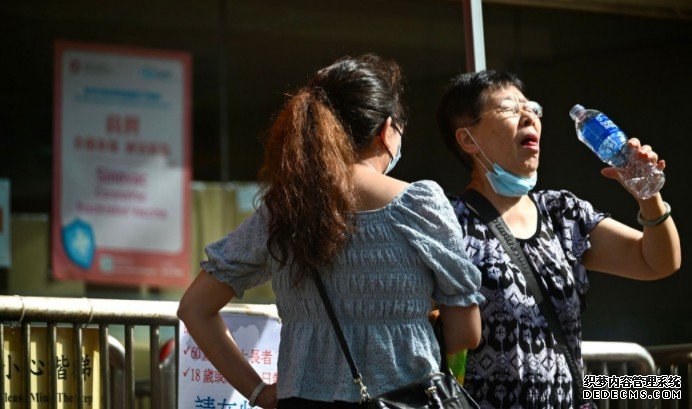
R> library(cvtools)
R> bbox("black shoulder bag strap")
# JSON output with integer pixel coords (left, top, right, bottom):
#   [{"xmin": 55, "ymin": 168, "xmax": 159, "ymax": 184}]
[
  {"xmin": 460, "ymin": 190, "xmax": 589, "ymax": 407},
  {"xmin": 309, "ymin": 269, "xmax": 455, "ymax": 403},
  {"xmin": 309, "ymin": 269, "xmax": 371, "ymax": 402}
]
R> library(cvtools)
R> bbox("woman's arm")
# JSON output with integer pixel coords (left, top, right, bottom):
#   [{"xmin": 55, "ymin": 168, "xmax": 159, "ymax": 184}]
[
  {"xmin": 583, "ymin": 139, "xmax": 681, "ymax": 280},
  {"xmin": 177, "ymin": 270, "xmax": 277, "ymax": 408},
  {"xmin": 583, "ymin": 195, "xmax": 680, "ymax": 280},
  {"xmin": 438, "ymin": 304, "xmax": 482, "ymax": 354}
]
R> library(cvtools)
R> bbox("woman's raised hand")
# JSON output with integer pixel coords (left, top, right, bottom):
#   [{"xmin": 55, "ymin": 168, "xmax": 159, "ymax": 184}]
[{"xmin": 600, "ymin": 138, "xmax": 666, "ymax": 195}]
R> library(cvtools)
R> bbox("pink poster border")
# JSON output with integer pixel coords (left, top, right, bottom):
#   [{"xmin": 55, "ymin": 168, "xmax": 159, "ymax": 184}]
[{"xmin": 52, "ymin": 40, "xmax": 192, "ymax": 287}]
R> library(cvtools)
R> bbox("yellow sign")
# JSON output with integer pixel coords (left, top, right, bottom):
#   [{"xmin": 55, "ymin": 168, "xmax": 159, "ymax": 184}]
[{"xmin": 3, "ymin": 326, "xmax": 100, "ymax": 408}]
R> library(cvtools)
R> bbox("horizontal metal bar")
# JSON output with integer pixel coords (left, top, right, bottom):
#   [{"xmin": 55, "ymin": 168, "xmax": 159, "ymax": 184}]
[
  {"xmin": 646, "ymin": 343, "xmax": 692, "ymax": 366},
  {"xmin": 0, "ymin": 296, "xmax": 278, "ymax": 325}
]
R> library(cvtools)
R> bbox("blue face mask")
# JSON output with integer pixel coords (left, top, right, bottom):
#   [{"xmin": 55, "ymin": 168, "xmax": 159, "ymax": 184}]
[
  {"xmin": 464, "ymin": 128, "xmax": 537, "ymax": 197},
  {"xmin": 485, "ymin": 163, "xmax": 537, "ymax": 197},
  {"xmin": 384, "ymin": 142, "xmax": 401, "ymax": 175}
]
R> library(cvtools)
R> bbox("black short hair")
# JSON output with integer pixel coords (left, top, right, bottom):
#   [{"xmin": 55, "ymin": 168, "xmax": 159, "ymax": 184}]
[{"xmin": 436, "ymin": 70, "xmax": 524, "ymax": 170}]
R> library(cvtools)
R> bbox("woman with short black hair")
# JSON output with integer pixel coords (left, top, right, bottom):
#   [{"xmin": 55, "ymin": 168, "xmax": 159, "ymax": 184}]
[{"xmin": 437, "ymin": 70, "xmax": 680, "ymax": 408}]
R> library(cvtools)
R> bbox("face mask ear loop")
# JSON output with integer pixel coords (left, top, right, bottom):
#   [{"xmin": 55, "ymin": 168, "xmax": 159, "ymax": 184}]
[
  {"xmin": 380, "ymin": 128, "xmax": 394, "ymax": 161},
  {"xmin": 463, "ymin": 128, "xmax": 495, "ymax": 174}
]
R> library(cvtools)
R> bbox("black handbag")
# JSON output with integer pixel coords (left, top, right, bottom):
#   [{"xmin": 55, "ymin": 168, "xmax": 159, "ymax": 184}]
[
  {"xmin": 459, "ymin": 189, "xmax": 594, "ymax": 409},
  {"xmin": 310, "ymin": 268, "xmax": 480, "ymax": 409}
]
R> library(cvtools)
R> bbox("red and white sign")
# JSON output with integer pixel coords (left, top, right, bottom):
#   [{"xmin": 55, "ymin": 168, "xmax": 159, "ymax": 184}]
[{"xmin": 52, "ymin": 40, "xmax": 192, "ymax": 287}]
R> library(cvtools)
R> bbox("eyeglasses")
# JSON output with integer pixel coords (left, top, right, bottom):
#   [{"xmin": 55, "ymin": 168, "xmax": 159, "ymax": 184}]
[{"xmin": 474, "ymin": 99, "xmax": 543, "ymax": 122}]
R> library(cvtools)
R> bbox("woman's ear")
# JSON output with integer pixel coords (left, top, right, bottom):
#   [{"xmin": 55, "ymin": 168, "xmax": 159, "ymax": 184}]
[
  {"xmin": 455, "ymin": 127, "xmax": 479, "ymax": 156},
  {"xmin": 379, "ymin": 117, "xmax": 397, "ymax": 155}
]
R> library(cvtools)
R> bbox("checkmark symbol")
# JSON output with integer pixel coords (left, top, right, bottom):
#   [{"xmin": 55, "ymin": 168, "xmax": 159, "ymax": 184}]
[
  {"xmin": 182, "ymin": 368, "xmax": 190, "ymax": 377},
  {"xmin": 184, "ymin": 346, "xmax": 191, "ymax": 355}
]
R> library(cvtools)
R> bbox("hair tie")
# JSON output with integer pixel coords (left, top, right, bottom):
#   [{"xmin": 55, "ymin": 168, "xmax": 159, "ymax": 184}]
[{"xmin": 308, "ymin": 86, "xmax": 330, "ymax": 103}]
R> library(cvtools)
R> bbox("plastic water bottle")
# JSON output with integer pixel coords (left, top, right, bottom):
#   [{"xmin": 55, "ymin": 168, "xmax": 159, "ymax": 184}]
[{"xmin": 569, "ymin": 104, "xmax": 664, "ymax": 199}]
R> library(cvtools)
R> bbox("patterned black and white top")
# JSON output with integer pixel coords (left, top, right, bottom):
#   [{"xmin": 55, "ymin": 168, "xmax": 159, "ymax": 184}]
[{"xmin": 449, "ymin": 190, "xmax": 607, "ymax": 409}]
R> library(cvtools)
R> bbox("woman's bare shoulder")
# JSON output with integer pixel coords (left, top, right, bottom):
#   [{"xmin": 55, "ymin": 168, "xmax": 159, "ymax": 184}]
[{"xmin": 352, "ymin": 171, "xmax": 409, "ymax": 211}]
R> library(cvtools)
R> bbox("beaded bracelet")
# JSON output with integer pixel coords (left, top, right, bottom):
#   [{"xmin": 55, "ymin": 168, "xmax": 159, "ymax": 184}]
[
  {"xmin": 248, "ymin": 380, "xmax": 267, "ymax": 407},
  {"xmin": 637, "ymin": 201, "xmax": 671, "ymax": 227}
]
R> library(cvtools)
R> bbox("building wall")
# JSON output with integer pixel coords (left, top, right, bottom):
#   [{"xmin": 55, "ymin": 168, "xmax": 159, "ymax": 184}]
[
  {"xmin": 0, "ymin": 0, "xmax": 690, "ymax": 345},
  {"xmin": 474, "ymin": 5, "xmax": 691, "ymax": 346}
]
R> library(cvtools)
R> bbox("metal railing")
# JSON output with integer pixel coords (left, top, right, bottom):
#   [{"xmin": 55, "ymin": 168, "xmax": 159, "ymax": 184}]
[
  {"xmin": 583, "ymin": 341, "xmax": 658, "ymax": 409},
  {"xmin": 0, "ymin": 295, "xmax": 272, "ymax": 409},
  {"xmin": 647, "ymin": 344, "xmax": 692, "ymax": 409},
  {"xmin": 0, "ymin": 295, "xmax": 180, "ymax": 409}
]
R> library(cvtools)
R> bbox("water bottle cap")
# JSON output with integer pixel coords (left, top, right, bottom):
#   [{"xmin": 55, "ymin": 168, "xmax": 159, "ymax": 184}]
[{"xmin": 569, "ymin": 104, "xmax": 585, "ymax": 120}]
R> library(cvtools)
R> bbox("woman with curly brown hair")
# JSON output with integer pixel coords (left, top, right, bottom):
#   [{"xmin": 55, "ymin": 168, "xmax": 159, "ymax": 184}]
[{"xmin": 178, "ymin": 55, "xmax": 484, "ymax": 408}]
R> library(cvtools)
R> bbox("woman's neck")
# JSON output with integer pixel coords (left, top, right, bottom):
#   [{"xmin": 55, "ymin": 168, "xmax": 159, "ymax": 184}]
[
  {"xmin": 467, "ymin": 170, "xmax": 538, "ymax": 238},
  {"xmin": 467, "ymin": 172, "xmax": 524, "ymax": 214}
]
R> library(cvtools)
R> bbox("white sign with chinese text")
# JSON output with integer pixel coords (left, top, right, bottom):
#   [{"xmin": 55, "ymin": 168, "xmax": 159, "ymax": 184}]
[
  {"xmin": 52, "ymin": 41, "xmax": 191, "ymax": 287},
  {"xmin": 0, "ymin": 179, "xmax": 10, "ymax": 268},
  {"xmin": 178, "ymin": 307, "xmax": 281, "ymax": 409}
]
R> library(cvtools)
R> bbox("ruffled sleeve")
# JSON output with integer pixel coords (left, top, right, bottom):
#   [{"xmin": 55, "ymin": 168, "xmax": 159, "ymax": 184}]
[
  {"xmin": 200, "ymin": 205, "xmax": 272, "ymax": 299},
  {"xmin": 540, "ymin": 190, "xmax": 608, "ymax": 261},
  {"xmin": 388, "ymin": 180, "xmax": 484, "ymax": 307}
]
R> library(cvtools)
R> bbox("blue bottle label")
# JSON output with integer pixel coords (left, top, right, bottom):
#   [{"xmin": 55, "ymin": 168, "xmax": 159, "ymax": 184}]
[{"xmin": 582, "ymin": 114, "xmax": 627, "ymax": 162}]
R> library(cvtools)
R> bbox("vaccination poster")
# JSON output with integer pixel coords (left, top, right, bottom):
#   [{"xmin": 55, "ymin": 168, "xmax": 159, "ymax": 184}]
[
  {"xmin": 178, "ymin": 308, "xmax": 281, "ymax": 409},
  {"xmin": 52, "ymin": 40, "xmax": 192, "ymax": 287}
]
